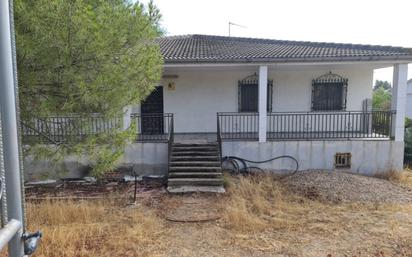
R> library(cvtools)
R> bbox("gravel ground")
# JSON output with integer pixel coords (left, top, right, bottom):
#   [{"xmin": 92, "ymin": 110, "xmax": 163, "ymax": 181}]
[{"xmin": 283, "ymin": 170, "xmax": 412, "ymax": 203}]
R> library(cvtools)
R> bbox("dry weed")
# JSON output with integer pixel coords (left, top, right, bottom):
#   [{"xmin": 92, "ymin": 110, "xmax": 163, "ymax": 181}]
[
  {"xmin": 376, "ymin": 169, "xmax": 412, "ymax": 188},
  {"xmin": 223, "ymin": 174, "xmax": 307, "ymax": 232},
  {"xmin": 6, "ymin": 200, "xmax": 166, "ymax": 257},
  {"xmin": 221, "ymin": 174, "xmax": 412, "ymax": 256}
]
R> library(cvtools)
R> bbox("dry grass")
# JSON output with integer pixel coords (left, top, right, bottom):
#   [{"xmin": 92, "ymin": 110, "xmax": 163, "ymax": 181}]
[
  {"xmin": 2, "ymin": 172, "xmax": 412, "ymax": 256},
  {"xmin": 223, "ymin": 174, "xmax": 303, "ymax": 232},
  {"xmin": 14, "ymin": 200, "xmax": 166, "ymax": 257},
  {"xmin": 376, "ymin": 169, "xmax": 412, "ymax": 188},
  {"xmin": 220, "ymin": 174, "xmax": 412, "ymax": 256}
]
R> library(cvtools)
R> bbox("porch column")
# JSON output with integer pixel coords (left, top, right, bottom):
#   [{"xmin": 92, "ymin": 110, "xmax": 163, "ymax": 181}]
[
  {"xmin": 123, "ymin": 105, "xmax": 131, "ymax": 130},
  {"xmin": 391, "ymin": 64, "xmax": 408, "ymax": 142},
  {"xmin": 258, "ymin": 65, "xmax": 268, "ymax": 142}
]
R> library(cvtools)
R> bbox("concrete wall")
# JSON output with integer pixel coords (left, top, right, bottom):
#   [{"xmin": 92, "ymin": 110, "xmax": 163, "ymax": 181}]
[
  {"xmin": 156, "ymin": 67, "xmax": 373, "ymax": 133},
  {"xmin": 222, "ymin": 140, "xmax": 403, "ymax": 175},
  {"xmin": 24, "ymin": 139, "xmax": 402, "ymax": 181},
  {"xmin": 407, "ymin": 80, "xmax": 412, "ymax": 118},
  {"xmin": 24, "ymin": 143, "xmax": 168, "ymax": 180}
]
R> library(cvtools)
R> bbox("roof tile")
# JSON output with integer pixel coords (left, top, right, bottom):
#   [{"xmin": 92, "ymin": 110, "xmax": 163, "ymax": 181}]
[{"xmin": 156, "ymin": 34, "xmax": 412, "ymax": 64}]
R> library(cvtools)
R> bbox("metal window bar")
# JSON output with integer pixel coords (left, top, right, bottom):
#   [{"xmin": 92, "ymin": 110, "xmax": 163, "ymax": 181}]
[{"xmin": 130, "ymin": 113, "xmax": 173, "ymax": 142}]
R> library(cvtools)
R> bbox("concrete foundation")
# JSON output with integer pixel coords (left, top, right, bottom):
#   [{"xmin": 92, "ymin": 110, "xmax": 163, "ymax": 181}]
[
  {"xmin": 222, "ymin": 140, "xmax": 404, "ymax": 176},
  {"xmin": 23, "ymin": 140, "xmax": 403, "ymax": 181},
  {"xmin": 24, "ymin": 143, "xmax": 168, "ymax": 180}
]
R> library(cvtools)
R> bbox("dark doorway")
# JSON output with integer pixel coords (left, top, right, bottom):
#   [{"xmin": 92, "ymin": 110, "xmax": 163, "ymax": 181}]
[{"xmin": 141, "ymin": 86, "xmax": 164, "ymax": 134}]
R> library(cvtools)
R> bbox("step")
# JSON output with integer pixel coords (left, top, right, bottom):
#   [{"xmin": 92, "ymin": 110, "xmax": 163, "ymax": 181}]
[
  {"xmin": 173, "ymin": 143, "xmax": 218, "ymax": 148},
  {"xmin": 172, "ymin": 151, "xmax": 219, "ymax": 156},
  {"xmin": 167, "ymin": 185, "xmax": 225, "ymax": 193},
  {"xmin": 172, "ymin": 147, "xmax": 218, "ymax": 152},
  {"xmin": 170, "ymin": 161, "xmax": 221, "ymax": 167},
  {"xmin": 168, "ymin": 172, "xmax": 222, "ymax": 178},
  {"xmin": 171, "ymin": 156, "xmax": 220, "ymax": 162},
  {"xmin": 169, "ymin": 166, "xmax": 221, "ymax": 172},
  {"xmin": 168, "ymin": 178, "xmax": 223, "ymax": 187}
]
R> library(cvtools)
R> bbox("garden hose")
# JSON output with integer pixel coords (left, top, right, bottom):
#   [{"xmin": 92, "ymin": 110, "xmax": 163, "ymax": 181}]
[{"xmin": 221, "ymin": 155, "xmax": 299, "ymax": 178}]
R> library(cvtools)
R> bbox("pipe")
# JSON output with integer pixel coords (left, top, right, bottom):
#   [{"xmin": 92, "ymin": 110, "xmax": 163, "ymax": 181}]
[
  {"xmin": 0, "ymin": 220, "xmax": 21, "ymax": 251},
  {"xmin": 0, "ymin": 0, "xmax": 25, "ymax": 256},
  {"xmin": 8, "ymin": 0, "xmax": 27, "ymax": 232}
]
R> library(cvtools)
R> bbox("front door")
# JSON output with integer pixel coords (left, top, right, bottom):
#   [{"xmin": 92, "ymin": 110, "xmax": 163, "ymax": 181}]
[{"xmin": 141, "ymin": 86, "xmax": 164, "ymax": 134}]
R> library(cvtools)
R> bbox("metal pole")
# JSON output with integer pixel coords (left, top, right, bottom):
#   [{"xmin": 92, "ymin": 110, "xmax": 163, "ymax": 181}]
[
  {"xmin": 0, "ymin": 0, "xmax": 25, "ymax": 256},
  {"xmin": 0, "ymin": 220, "xmax": 21, "ymax": 251}
]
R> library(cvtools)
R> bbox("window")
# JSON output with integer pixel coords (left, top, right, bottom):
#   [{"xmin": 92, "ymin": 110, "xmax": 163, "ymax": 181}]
[
  {"xmin": 311, "ymin": 72, "xmax": 348, "ymax": 111},
  {"xmin": 335, "ymin": 153, "xmax": 351, "ymax": 169},
  {"xmin": 238, "ymin": 74, "xmax": 273, "ymax": 112}
]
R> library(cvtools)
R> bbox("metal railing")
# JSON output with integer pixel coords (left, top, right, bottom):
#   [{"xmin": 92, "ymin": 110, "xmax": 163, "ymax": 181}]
[
  {"xmin": 21, "ymin": 115, "xmax": 123, "ymax": 144},
  {"xmin": 267, "ymin": 110, "xmax": 395, "ymax": 140},
  {"xmin": 216, "ymin": 115, "xmax": 223, "ymax": 162},
  {"xmin": 217, "ymin": 111, "xmax": 395, "ymax": 141},
  {"xmin": 130, "ymin": 113, "xmax": 174, "ymax": 142},
  {"xmin": 217, "ymin": 112, "xmax": 258, "ymax": 140},
  {"xmin": 167, "ymin": 115, "xmax": 174, "ymax": 175}
]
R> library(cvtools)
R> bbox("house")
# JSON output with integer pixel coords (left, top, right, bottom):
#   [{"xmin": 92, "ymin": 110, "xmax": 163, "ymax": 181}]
[
  {"xmin": 407, "ymin": 79, "xmax": 412, "ymax": 118},
  {"xmin": 25, "ymin": 35, "xmax": 412, "ymax": 190}
]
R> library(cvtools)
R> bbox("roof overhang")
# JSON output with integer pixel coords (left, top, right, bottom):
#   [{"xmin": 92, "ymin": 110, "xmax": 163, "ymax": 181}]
[{"xmin": 163, "ymin": 58, "xmax": 412, "ymax": 68}]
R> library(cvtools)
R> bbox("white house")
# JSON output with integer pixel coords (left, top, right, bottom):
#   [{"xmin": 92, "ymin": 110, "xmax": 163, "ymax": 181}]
[
  {"xmin": 24, "ymin": 35, "xmax": 412, "ymax": 191},
  {"xmin": 407, "ymin": 79, "xmax": 412, "ymax": 118}
]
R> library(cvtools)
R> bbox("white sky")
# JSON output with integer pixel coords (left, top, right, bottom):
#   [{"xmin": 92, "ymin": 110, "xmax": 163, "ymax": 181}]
[{"xmin": 144, "ymin": 0, "xmax": 412, "ymax": 84}]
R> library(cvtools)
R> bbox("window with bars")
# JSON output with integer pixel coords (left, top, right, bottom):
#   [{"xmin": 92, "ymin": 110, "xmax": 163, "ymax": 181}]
[
  {"xmin": 238, "ymin": 74, "xmax": 273, "ymax": 112},
  {"xmin": 311, "ymin": 72, "xmax": 348, "ymax": 111}
]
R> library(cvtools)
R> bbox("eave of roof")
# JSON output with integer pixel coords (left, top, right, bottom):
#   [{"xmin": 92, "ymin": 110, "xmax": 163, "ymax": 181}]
[{"xmin": 157, "ymin": 34, "xmax": 412, "ymax": 65}]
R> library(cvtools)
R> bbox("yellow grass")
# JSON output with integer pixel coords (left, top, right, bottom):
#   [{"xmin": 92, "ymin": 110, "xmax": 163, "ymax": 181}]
[
  {"xmin": 220, "ymin": 174, "xmax": 412, "ymax": 255},
  {"xmin": 5, "ymin": 200, "xmax": 166, "ymax": 257},
  {"xmin": 376, "ymin": 169, "xmax": 412, "ymax": 188},
  {"xmin": 1, "ymin": 173, "xmax": 412, "ymax": 256}
]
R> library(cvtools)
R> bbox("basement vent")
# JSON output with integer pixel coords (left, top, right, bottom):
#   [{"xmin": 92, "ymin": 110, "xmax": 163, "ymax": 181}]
[{"xmin": 335, "ymin": 153, "xmax": 351, "ymax": 169}]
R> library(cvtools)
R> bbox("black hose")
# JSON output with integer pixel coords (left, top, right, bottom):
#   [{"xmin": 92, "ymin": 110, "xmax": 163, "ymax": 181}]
[{"xmin": 222, "ymin": 155, "xmax": 299, "ymax": 178}]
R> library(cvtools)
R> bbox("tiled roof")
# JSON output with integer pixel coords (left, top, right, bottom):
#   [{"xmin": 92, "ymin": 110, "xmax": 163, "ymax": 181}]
[{"xmin": 157, "ymin": 34, "xmax": 412, "ymax": 64}]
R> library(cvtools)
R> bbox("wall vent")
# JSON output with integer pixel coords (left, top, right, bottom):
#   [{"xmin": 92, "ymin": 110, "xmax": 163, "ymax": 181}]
[{"xmin": 335, "ymin": 153, "xmax": 351, "ymax": 169}]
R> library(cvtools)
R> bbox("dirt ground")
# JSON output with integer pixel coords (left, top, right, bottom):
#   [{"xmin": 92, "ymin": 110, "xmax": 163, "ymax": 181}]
[{"xmin": 7, "ymin": 170, "xmax": 412, "ymax": 257}]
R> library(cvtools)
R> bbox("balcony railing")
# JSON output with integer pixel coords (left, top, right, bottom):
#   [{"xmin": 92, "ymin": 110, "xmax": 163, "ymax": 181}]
[
  {"xmin": 217, "ymin": 112, "xmax": 258, "ymax": 140},
  {"xmin": 217, "ymin": 110, "xmax": 395, "ymax": 141},
  {"xmin": 21, "ymin": 114, "xmax": 123, "ymax": 144},
  {"xmin": 267, "ymin": 110, "xmax": 394, "ymax": 140},
  {"xmin": 130, "ymin": 113, "xmax": 173, "ymax": 142}
]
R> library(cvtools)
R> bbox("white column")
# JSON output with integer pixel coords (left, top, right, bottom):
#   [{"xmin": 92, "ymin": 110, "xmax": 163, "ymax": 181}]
[
  {"xmin": 391, "ymin": 64, "xmax": 408, "ymax": 142},
  {"xmin": 123, "ymin": 105, "xmax": 131, "ymax": 130},
  {"xmin": 258, "ymin": 66, "xmax": 268, "ymax": 142}
]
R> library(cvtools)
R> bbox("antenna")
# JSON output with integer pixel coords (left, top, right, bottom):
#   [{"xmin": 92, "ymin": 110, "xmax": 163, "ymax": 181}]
[{"xmin": 228, "ymin": 21, "xmax": 246, "ymax": 37}]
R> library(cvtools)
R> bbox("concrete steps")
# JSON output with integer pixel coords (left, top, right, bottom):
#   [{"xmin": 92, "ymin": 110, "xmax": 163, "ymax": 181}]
[{"xmin": 167, "ymin": 142, "xmax": 224, "ymax": 193}]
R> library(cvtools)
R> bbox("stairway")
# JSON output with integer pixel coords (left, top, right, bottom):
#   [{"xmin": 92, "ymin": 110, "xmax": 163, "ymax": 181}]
[{"xmin": 167, "ymin": 142, "xmax": 225, "ymax": 193}]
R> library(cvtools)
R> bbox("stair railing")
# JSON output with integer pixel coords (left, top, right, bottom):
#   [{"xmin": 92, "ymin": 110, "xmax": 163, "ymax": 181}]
[
  {"xmin": 167, "ymin": 114, "xmax": 174, "ymax": 176},
  {"xmin": 217, "ymin": 113, "xmax": 223, "ymax": 167}
]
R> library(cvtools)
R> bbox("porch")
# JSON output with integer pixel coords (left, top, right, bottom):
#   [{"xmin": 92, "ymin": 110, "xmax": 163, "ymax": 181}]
[{"xmin": 127, "ymin": 110, "xmax": 395, "ymax": 143}]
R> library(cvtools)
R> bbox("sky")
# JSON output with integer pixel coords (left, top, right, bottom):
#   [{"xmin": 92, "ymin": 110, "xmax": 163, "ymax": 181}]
[{"xmin": 144, "ymin": 0, "xmax": 412, "ymax": 84}]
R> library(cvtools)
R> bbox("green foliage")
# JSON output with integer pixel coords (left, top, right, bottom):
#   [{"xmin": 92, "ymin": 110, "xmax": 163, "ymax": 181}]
[
  {"xmin": 372, "ymin": 85, "xmax": 392, "ymax": 110},
  {"xmin": 404, "ymin": 118, "xmax": 412, "ymax": 166},
  {"xmin": 15, "ymin": 0, "xmax": 164, "ymax": 177},
  {"xmin": 406, "ymin": 117, "xmax": 412, "ymax": 129},
  {"xmin": 373, "ymin": 80, "xmax": 392, "ymax": 91}
]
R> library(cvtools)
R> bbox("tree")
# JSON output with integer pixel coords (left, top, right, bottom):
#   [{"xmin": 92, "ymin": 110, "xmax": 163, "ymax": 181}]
[
  {"xmin": 373, "ymin": 80, "xmax": 391, "ymax": 92},
  {"xmin": 14, "ymin": 0, "xmax": 164, "ymax": 176},
  {"xmin": 372, "ymin": 80, "xmax": 392, "ymax": 110}
]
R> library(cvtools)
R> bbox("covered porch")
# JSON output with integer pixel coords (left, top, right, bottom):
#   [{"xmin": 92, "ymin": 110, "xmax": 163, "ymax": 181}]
[{"xmin": 126, "ymin": 61, "xmax": 407, "ymax": 144}]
